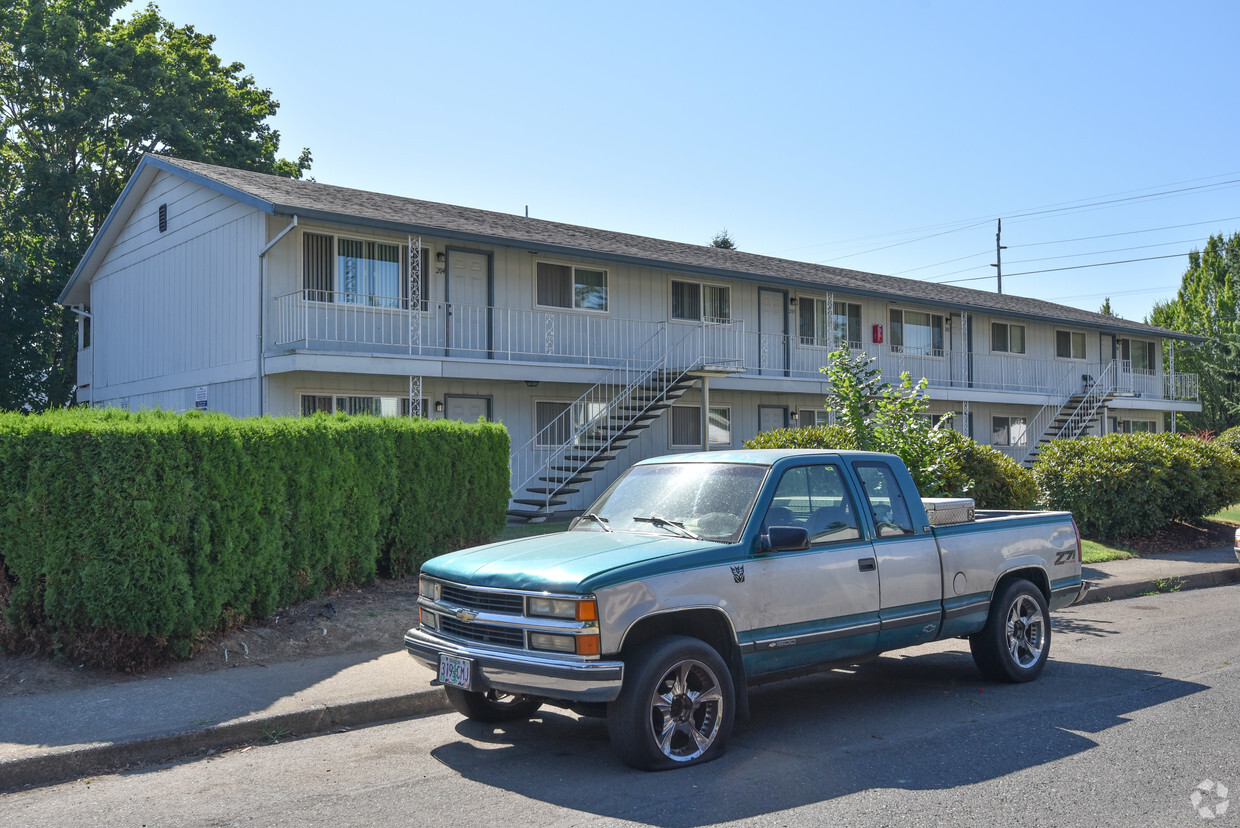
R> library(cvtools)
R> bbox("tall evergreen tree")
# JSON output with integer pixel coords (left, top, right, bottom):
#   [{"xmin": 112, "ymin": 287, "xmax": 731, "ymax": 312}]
[
  {"xmin": 0, "ymin": 1, "xmax": 310, "ymax": 410},
  {"xmin": 1148, "ymin": 232, "xmax": 1240, "ymax": 432}
]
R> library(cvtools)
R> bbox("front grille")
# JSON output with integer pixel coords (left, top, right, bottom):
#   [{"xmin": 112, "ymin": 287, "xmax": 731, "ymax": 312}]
[
  {"xmin": 440, "ymin": 616, "xmax": 526, "ymax": 648},
  {"xmin": 440, "ymin": 584, "xmax": 525, "ymax": 614}
]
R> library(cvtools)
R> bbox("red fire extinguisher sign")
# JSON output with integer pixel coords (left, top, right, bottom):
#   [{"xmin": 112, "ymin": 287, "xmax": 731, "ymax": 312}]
[{"xmin": 872, "ymin": 324, "xmax": 884, "ymax": 344}]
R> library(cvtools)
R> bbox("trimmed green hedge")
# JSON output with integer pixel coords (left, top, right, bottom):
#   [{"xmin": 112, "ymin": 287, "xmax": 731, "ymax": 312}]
[
  {"xmin": 743, "ymin": 425, "xmax": 1037, "ymax": 510},
  {"xmin": 1218, "ymin": 425, "xmax": 1240, "ymax": 455},
  {"xmin": 1033, "ymin": 432, "xmax": 1240, "ymax": 539},
  {"xmin": 0, "ymin": 409, "xmax": 509, "ymax": 668}
]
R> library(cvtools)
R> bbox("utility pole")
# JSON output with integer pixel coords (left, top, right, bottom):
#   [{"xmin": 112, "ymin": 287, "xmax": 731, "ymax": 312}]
[{"xmin": 990, "ymin": 218, "xmax": 1007, "ymax": 294}]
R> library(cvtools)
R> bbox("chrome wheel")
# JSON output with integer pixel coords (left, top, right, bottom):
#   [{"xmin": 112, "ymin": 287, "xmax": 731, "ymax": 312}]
[
  {"xmin": 1005, "ymin": 594, "xmax": 1045, "ymax": 669},
  {"xmin": 648, "ymin": 658, "xmax": 726, "ymax": 763}
]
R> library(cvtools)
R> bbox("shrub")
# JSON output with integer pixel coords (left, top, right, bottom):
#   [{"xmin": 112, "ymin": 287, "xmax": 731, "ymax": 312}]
[
  {"xmin": 743, "ymin": 419, "xmax": 1036, "ymax": 510},
  {"xmin": 1033, "ymin": 432, "xmax": 1240, "ymax": 539},
  {"xmin": 1218, "ymin": 425, "xmax": 1240, "ymax": 456},
  {"xmin": 0, "ymin": 409, "xmax": 509, "ymax": 669}
]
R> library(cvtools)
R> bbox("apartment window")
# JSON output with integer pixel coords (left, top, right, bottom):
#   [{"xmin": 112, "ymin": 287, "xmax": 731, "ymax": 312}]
[
  {"xmin": 670, "ymin": 404, "xmax": 731, "ymax": 448},
  {"xmin": 991, "ymin": 415, "xmax": 1028, "ymax": 447},
  {"xmin": 536, "ymin": 262, "xmax": 608, "ymax": 311},
  {"xmin": 798, "ymin": 297, "xmax": 830, "ymax": 346},
  {"xmin": 1119, "ymin": 338, "xmax": 1157, "ymax": 373},
  {"xmin": 1055, "ymin": 330, "xmax": 1086, "ymax": 360},
  {"xmin": 798, "ymin": 409, "xmax": 831, "ymax": 428},
  {"xmin": 302, "ymin": 232, "xmax": 429, "ymax": 310},
  {"xmin": 300, "ymin": 394, "xmax": 427, "ymax": 417},
  {"xmin": 889, "ymin": 308, "xmax": 944, "ymax": 356},
  {"xmin": 1118, "ymin": 419, "xmax": 1157, "ymax": 434},
  {"xmin": 991, "ymin": 322, "xmax": 1026, "ymax": 354},
  {"xmin": 834, "ymin": 301, "xmax": 862, "ymax": 349},
  {"xmin": 672, "ymin": 280, "xmax": 731, "ymax": 321},
  {"xmin": 534, "ymin": 400, "xmax": 608, "ymax": 447}
]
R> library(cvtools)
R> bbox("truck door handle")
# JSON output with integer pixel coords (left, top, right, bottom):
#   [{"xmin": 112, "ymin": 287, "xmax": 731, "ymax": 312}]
[{"xmin": 858, "ymin": 557, "xmax": 876, "ymax": 572}]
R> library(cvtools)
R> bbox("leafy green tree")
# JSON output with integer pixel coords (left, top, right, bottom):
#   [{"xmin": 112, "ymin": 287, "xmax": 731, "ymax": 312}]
[
  {"xmin": 0, "ymin": 1, "xmax": 310, "ymax": 411},
  {"xmin": 818, "ymin": 347, "xmax": 962, "ymax": 496},
  {"xmin": 710, "ymin": 229, "xmax": 737, "ymax": 249},
  {"xmin": 1148, "ymin": 233, "xmax": 1240, "ymax": 433},
  {"xmin": 1098, "ymin": 297, "xmax": 1114, "ymax": 316}
]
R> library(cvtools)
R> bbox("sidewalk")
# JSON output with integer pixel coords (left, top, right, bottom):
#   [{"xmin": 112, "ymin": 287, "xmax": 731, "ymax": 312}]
[{"xmin": 2, "ymin": 546, "xmax": 1237, "ymax": 793}]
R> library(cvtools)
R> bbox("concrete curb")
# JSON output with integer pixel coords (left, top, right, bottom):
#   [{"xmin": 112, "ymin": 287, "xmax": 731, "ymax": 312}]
[
  {"xmin": 2, "ymin": 686, "xmax": 452, "ymax": 793},
  {"xmin": 1079, "ymin": 565, "xmax": 1240, "ymax": 604}
]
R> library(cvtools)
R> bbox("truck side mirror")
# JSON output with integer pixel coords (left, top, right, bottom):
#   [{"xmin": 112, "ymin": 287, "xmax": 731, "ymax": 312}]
[{"xmin": 760, "ymin": 525, "xmax": 811, "ymax": 553}]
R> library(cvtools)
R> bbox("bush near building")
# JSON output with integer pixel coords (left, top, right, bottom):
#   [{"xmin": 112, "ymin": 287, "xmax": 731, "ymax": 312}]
[
  {"xmin": 0, "ymin": 409, "xmax": 509, "ymax": 669},
  {"xmin": 743, "ymin": 424, "xmax": 1038, "ymax": 510},
  {"xmin": 1217, "ymin": 425, "xmax": 1240, "ymax": 456},
  {"xmin": 1033, "ymin": 432, "xmax": 1240, "ymax": 539}
]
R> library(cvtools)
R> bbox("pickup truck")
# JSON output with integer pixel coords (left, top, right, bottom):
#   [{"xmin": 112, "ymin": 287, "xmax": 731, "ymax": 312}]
[{"xmin": 406, "ymin": 449, "xmax": 1086, "ymax": 770}]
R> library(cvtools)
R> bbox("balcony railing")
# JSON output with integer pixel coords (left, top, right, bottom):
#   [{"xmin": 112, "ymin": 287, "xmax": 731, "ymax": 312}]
[{"xmin": 270, "ymin": 291, "xmax": 1198, "ymax": 402}]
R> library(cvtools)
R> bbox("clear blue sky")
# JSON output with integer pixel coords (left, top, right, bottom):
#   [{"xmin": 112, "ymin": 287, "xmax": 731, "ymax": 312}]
[{"xmin": 125, "ymin": 0, "xmax": 1240, "ymax": 323}]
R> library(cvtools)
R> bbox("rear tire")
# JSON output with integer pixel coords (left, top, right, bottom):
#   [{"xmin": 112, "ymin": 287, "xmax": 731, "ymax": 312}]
[
  {"xmin": 607, "ymin": 635, "xmax": 735, "ymax": 770},
  {"xmin": 444, "ymin": 686, "xmax": 543, "ymax": 722},
  {"xmin": 970, "ymin": 578, "xmax": 1050, "ymax": 683}
]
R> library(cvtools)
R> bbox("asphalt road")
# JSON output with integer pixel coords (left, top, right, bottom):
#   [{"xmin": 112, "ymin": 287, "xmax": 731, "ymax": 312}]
[{"xmin": 5, "ymin": 584, "xmax": 1238, "ymax": 827}]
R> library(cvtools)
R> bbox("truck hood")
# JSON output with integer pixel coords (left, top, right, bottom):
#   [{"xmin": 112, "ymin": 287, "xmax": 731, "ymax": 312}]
[{"xmin": 419, "ymin": 530, "xmax": 729, "ymax": 593}]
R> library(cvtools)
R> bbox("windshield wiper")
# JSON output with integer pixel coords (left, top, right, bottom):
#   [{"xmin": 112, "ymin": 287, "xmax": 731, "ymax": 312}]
[
  {"xmin": 632, "ymin": 515, "xmax": 701, "ymax": 540},
  {"xmin": 579, "ymin": 512, "xmax": 612, "ymax": 532}
]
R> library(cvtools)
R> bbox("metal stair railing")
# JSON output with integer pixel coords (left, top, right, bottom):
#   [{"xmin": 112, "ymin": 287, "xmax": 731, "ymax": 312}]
[
  {"xmin": 1016, "ymin": 365, "xmax": 1085, "ymax": 465},
  {"xmin": 1019, "ymin": 360, "xmax": 1119, "ymax": 465},
  {"xmin": 509, "ymin": 319, "xmax": 745, "ymax": 514}
]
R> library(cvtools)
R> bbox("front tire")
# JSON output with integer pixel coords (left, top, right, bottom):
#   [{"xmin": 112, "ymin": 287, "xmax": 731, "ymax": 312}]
[
  {"xmin": 607, "ymin": 635, "xmax": 735, "ymax": 770},
  {"xmin": 444, "ymin": 686, "xmax": 543, "ymax": 722},
  {"xmin": 970, "ymin": 578, "xmax": 1050, "ymax": 682}
]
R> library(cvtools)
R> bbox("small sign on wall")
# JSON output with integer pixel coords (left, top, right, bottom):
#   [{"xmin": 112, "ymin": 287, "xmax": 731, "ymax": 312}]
[
  {"xmin": 119, "ymin": 397, "xmax": 130, "ymax": 411},
  {"xmin": 195, "ymin": 386, "xmax": 208, "ymax": 410}
]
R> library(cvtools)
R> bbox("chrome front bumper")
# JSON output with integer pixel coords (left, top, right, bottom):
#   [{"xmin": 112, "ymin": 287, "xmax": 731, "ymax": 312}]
[{"xmin": 404, "ymin": 628, "xmax": 625, "ymax": 703}]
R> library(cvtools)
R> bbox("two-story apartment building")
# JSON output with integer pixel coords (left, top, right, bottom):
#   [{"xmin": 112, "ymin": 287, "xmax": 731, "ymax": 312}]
[{"xmin": 59, "ymin": 155, "xmax": 1202, "ymax": 520}]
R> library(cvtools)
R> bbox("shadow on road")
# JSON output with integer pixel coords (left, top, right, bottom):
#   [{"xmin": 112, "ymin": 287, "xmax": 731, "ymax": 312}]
[{"xmin": 430, "ymin": 649, "xmax": 1205, "ymax": 827}]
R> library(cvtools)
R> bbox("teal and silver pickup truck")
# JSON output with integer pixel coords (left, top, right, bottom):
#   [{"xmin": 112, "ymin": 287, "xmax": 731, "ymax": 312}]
[{"xmin": 406, "ymin": 449, "xmax": 1086, "ymax": 770}]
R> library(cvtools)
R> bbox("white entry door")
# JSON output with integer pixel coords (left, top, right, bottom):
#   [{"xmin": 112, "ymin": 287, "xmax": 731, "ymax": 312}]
[
  {"xmin": 758, "ymin": 289, "xmax": 786, "ymax": 375},
  {"xmin": 447, "ymin": 251, "xmax": 489, "ymax": 355}
]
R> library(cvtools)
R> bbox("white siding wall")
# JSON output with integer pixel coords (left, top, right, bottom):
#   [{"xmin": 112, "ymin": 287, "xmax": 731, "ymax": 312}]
[{"xmin": 87, "ymin": 171, "xmax": 263, "ymax": 404}]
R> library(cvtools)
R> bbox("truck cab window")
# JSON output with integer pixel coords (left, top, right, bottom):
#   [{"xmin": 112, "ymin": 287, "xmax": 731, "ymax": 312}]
[
  {"xmin": 766, "ymin": 464, "xmax": 861, "ymax": 542},
  {"xmin": 853, "ymin": 462, "xmax": 915, "ymax": 537}
]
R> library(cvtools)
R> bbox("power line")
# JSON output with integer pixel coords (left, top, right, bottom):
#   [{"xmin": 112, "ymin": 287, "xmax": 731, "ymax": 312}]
[
  {"xmin": 1009, "ymin": 215, "xmax": 1240, "ymax": 249},
  {"xmin": 779, "ymin": 171, "xmax": 1240, "ymax": 256},
  {"xmin": 893, "ymin": 248, "xmax": 992, "ymax": 275},
  {"xmin": 812, "ymin": 220, "xmax": 992, "ymax": 264},
  {"xmin": 1048, "ymin": 285, "xmax": 1181, "ymax": 303},
  {"xmin": 935, "ymin": 253, "xmax": 1186, "ymax": 285},
  {"xmin": 1001, "ymin": 237, "xmax": 1207, "ymax": 267}
]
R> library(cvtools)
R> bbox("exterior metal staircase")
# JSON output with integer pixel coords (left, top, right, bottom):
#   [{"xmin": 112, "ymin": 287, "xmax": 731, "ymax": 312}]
[
  {"xmin": 507, "ymin": 321, "xmax": 744, "ymax": 522},
  {"xmin": 1020, "ymin": 361, "xmax": 1119, "ymax": 466}
]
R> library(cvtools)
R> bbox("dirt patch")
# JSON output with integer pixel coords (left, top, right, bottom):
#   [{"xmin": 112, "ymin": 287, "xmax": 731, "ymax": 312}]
[
  {"xmin": 1101, "ymin": 518, "xmax": 1238, "ymax": 556},
  {"xmin": 0, "ymin": 577, "xmax": 422, "ymax": 698}
]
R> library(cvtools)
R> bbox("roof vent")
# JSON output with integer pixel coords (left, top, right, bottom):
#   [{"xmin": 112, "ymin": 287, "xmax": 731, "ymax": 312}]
[{"xmin": 158, "ymin": 203, "xmax": 168, "ymax": 233}]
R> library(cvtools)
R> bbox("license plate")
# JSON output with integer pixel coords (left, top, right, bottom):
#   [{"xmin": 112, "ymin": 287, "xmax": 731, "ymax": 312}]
[{"xmin": 438, "ymin": 654, "xmax": 473, "ymax": 690}]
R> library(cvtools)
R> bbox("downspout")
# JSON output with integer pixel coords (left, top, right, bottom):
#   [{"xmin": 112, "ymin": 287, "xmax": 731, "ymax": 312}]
[
  {"xmin": 257, "ymin": 216, "xmax": 299, "ymax": 416},
  {"xmin": 69, "ymin": 306, "xmax": 93, "ymax": 406}
]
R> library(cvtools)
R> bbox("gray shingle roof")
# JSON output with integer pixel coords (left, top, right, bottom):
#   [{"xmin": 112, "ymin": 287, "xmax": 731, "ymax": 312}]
[{"xmin": 158, "ymin": 155, "xmax": 1195, "ymax": 341}]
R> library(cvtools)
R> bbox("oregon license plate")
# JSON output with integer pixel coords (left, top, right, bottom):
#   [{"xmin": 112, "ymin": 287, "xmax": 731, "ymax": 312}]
[{"xmin": 438, "ymin": 654, "xmax": 473, "ymax": 690}]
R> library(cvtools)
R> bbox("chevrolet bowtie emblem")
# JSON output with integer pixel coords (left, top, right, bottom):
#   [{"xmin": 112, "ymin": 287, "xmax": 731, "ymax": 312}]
[{"xmin": 453, "ymin": 608, "xmax": 478, "ymax": 623}]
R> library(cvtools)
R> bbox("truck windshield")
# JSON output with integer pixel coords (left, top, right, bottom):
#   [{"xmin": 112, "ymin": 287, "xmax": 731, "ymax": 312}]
[{"xmin": 577, "ymin": 462, "xmax": 768, "ymax": 542}]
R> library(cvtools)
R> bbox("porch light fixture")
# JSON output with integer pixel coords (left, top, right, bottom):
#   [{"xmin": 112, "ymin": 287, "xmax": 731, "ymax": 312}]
[
  {"xmin": 788, "ymin": 297, "xmax": 798, "ymax": 307},
  {"xmin": 435, "ymin": 252, "xmax": 445, "ymax": 263},
  {"xmin": 434, "ymin": 400, "xmax": 444, "ymax": 413},
  {"xmin": 525, "ymin": 381, "xmax": 540, "ymax": 388},
  {"xmin": 789, "ymin": 411, "xmax": 798, "ymax": 424}
]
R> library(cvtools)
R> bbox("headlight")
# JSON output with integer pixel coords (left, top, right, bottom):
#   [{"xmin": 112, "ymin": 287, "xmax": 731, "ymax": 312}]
[
  {"xmin": 527, "ymin": 597, "xmax": 577, "ymax": 619},
  {"xmin": 527, "ymin": 596, "xmax": 599, "ymax": 621},
  {"xmin": 418, "ymin": 577, "xmax": 441, "ymax": 602},
  {"xmin": 529, "ymin": 632, "xmax": 577, "ymax": 653}
]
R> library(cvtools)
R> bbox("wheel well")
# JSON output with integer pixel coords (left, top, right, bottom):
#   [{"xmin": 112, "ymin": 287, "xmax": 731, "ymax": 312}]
[
  {"xmin": 994, "ymin": 567, "xmax": 1050, "ymax": 603},
  {"xmin": 619, "ymin": 608, "xmax": 746, "ymax": 706}
]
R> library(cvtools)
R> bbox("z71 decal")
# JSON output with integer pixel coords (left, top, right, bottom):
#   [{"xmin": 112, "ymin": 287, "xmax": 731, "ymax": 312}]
[{"xmin": 1054, "ymin": 549, "xmax": 1076, "ymax": 566}]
